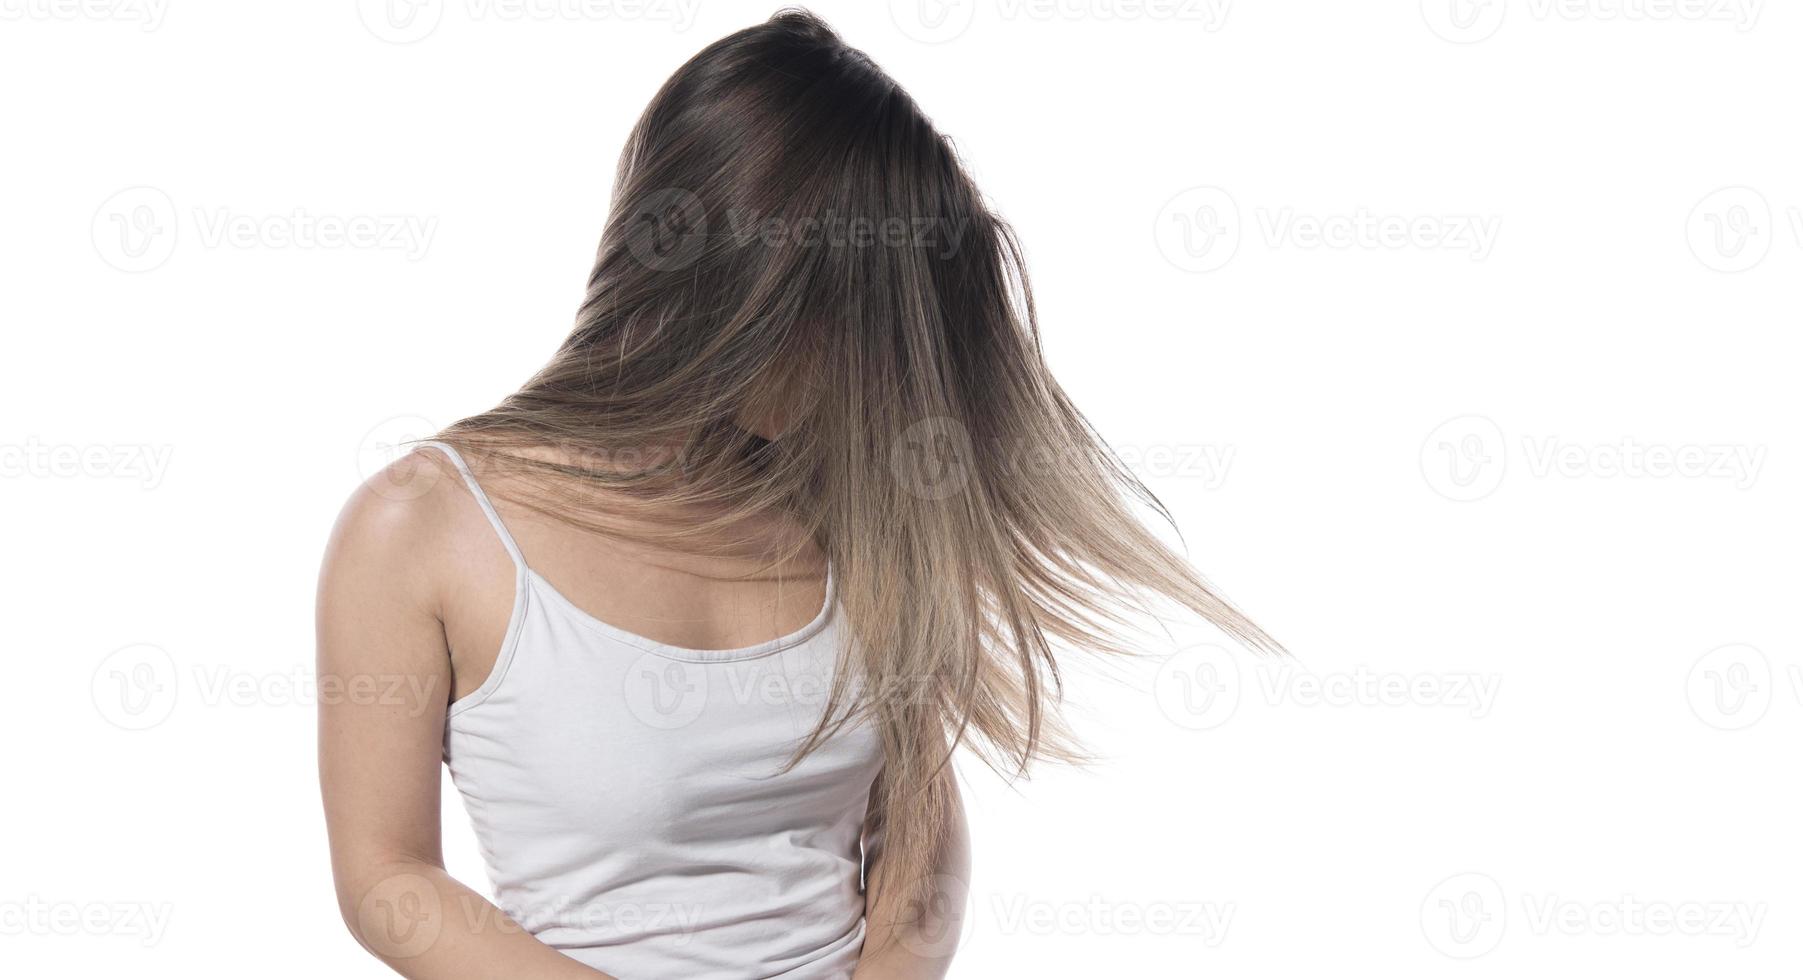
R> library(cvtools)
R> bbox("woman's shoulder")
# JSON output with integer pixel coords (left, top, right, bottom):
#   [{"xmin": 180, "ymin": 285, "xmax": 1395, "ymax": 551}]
[
  {"xmin": 321, "ymin": 445, "xmax": 502, "ymax": 600},
  {"xmin": 335, "ymin": 445, "xmax": 471, "ymax": 543}
]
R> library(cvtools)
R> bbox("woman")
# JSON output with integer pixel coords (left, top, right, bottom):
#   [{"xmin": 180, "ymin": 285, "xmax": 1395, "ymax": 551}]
[{"xmin": 317, "ymin": 10, "xmax": 1277, "ymax": 978}]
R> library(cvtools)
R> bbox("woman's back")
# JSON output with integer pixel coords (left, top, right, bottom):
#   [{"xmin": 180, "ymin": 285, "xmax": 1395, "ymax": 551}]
[
  {"xmin": 319, "ymin": 13, "xmax": 1271, "ymax": 979},
  {"xmin": 419, "ymin": 442, "xmax": 882, "ymax": 978}
]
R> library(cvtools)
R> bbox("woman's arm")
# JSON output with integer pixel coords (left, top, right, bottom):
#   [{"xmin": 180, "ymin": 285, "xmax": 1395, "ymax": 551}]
[
  {"xmin": 316, "ymin": 475, "xmax": 614, "ymax": 979},
  {"xmin": 853, "ymin": 769, "xmax": 972, "ymax": 980}
]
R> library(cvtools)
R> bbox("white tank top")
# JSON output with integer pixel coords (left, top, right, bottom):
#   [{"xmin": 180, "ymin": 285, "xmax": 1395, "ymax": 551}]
[{"xmin": 422, "ymin": 443, "xmax": 884, "ymax": 979}]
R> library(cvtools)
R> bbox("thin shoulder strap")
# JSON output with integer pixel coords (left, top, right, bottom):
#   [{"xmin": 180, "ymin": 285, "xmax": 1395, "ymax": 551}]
[{"xmin": 416, "ymin": 440, "xmax": 526, "ymax": 571}]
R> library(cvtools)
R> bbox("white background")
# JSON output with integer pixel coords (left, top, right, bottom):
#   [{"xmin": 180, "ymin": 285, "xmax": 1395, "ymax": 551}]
[{"xmin": 3, "ymin": 0, "xmax": 1799, "ymax": 976}]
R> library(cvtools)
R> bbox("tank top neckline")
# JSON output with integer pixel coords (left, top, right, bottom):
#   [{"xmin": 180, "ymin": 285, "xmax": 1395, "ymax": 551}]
[
  {"xmin": 418, "ymin": 440, "xmax": 836, "ymax": 665},
  {"xmin": 525, "ymin": 565, "xmax": 836, "ymax": 663}
]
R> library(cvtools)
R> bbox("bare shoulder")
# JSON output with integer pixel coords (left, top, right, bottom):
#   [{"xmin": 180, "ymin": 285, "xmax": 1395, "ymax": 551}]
[{"xmin": 318, "ymin": 446, "xmax": 487, "ymax": 613}]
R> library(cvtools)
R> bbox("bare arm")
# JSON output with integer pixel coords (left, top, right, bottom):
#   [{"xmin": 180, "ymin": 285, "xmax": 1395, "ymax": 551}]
[
  {"xmin": 316, "ymin": 474, "xmax": 614, "ymax": 979},
  {"xmin": 853, "ymin": 769, "xmax": 972, "ymax": 980}
]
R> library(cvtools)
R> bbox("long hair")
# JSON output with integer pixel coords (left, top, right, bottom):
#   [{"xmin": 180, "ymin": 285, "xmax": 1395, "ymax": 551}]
[{"xmin": 437, "ymin": 7, "xmax": 1279, "ymax": 934}]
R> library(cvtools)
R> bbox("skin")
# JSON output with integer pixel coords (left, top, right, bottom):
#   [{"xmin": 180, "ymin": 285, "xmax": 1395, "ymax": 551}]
[
  {"xmin": 854, "ymin": 772, "xmax": 971, "ymax": 980},
  {"xmin": 317, "ymin": 446, "xmax": 969, "ymax": 978}
]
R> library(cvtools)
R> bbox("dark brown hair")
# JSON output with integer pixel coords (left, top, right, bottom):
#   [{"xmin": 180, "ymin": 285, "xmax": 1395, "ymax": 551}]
[{"xmin": 439, "ymin": 7, "xmax": 1278, "ymax": 933}]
